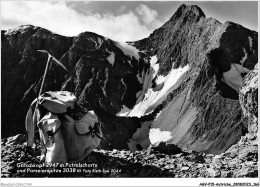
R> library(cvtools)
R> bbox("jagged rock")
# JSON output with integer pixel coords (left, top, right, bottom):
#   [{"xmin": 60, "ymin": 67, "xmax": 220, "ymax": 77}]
[
  {"xmin": 213, "ymin": 155, "xmax": 222, "ymax": 159},
  {"xmin": 187, "ymin": 154, "xmax": 205, "ymax": 163},
  {"xmin": 206, "ymin": 168, "xmax": 221, "ymax": 177},
  {"xmin": 181, "ymin": 166, "xmax": 189, "ymax": 171},
  {"xmin": 149, "ymin": 142, "xmax": 183, "ymax": 155},
  {"xmin": 239, "ymin": 63, "xmax": 258, "ymax": 138}
]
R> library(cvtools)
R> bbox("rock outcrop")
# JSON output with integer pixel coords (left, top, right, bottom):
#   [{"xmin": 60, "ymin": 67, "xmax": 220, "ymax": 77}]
[
  {"xmin": 223, "ymin": 63, "xmax": 258, "ymax": 177},
  {"xmin": 239, "ymin": 63, "xmax": 258, "ymax": 142},
  {"xmin": 1, "ymin": 4, "xmax": 258, "ymax": 155}
]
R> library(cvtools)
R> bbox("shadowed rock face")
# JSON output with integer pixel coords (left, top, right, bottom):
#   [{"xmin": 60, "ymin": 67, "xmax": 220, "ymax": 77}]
[
  {"xmin": 1, "ymin": 26, "xmax": 74, "ymax": 138},
  {"xmin": 1, "ymin": 5, "xmax": 258, "ymax": 154}
]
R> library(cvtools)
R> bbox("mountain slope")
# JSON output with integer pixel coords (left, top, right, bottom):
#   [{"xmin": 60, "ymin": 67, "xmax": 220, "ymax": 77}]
[
  {"xmin": 1, "ymin": 4, "xmax": 258, "ymax": 154},
  {"xmin": 123, "ymin": 5, "xmax": 258, "ymax": 154}
]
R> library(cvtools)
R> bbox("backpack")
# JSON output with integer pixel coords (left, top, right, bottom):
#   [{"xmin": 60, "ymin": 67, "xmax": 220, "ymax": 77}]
[{"xmin": 25, "ymin": 91, "xmax": 102, "ymax": 163}]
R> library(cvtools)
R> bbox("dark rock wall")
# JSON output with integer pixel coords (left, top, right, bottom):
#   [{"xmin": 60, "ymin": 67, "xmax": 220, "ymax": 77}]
[{"xmin": 1, "ymin": 26, "xmax": 74, "ymax": 137}]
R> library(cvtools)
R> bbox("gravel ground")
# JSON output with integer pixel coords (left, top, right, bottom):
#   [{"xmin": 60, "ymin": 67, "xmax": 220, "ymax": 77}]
[{"xmin": 1, "ymin": 136, "xmax": 258, "ymax": 178}]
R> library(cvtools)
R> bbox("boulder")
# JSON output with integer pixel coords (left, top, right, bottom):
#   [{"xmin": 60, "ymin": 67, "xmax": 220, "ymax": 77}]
[{"xmin": 149, "ymin": 142, "xmax": 183, "ymax": 155}]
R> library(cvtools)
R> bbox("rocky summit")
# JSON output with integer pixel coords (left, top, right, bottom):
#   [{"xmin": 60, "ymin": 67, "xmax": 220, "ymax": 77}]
[{"xmin": 1, "ymin": 4, "xmax": 258, "ymax": 178}]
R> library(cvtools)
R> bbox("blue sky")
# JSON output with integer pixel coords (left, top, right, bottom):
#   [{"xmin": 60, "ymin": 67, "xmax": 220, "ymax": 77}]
[{"xmin": 1, "ymin": 1, "xmax": 258, "ymax": 42}]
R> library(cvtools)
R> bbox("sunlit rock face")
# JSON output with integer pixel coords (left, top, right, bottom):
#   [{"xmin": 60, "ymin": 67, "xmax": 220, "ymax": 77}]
[
  {"xmin": 1, "ymin": 4, "xmax": 258, "ymax": 154},
  {"xmin": 239, "ymin": 63, "xmax": 258, "ymax": 142},
  {"xmin": 221, "ymin": 63, "xmax": 258, "ymax": 177}
]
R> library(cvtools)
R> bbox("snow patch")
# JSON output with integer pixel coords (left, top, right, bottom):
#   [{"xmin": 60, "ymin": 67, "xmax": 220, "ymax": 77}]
[
  {"xmin": 97, "ymin": 37, "xmax": 103, "ymax": 48},
  {"xmin": 136, "ymin": 70, "xmax": 145, "ymax": 84},
  {"xmin": 127, "ymin": 60, "xmax": 133, "ymax": 66},
  {"xmin": 156, "ymin": 75, "xmax": 167, "ymax": 85},
  {"xmin": 149, "ymin": 128, "xmax": 172, "ymax": 145},
  {"xmin": 155, "ymin": 110, "xmax": 162, "ymax": 120},
  {"xmin": 222, "ymin": 63, "xmax": 250, "ymax": 91},
  {"xmin": 129, "ymin": 65, "xmax": 189, "ymax": 117},
  {"xmin": 136, "ymin": 90, "xmax": 142, "ymax": 98},
  {"xmin": 161, "ymin": 65, "xmax": 189, "ymax": 94},
  {"xmin": 107, "ymin": 52, "xmax": 115, "ymax": 65},
  {"xmin": 116, "ymin": 105, "xmax": 131, "ymax": 116},
  {"xmin": 240, "ymin": 48, "xmax": 248, "ymax": 66},
  {"xmin": 248, "ymin": 36, "xmax": 253, "ymax": 51},
  {"xmin": 115, "ymin": 42, "xmax": 140, "ymax": 60},
  {"xmin": 105, "ymin": 49, "xmax": 115, "ymax": 65},
  {"xmin": 121, "ymin": 78, "xmax": 127, "ymax": 101},
  {"xmin": 150, "ymin": 56, "xmax": 159, "ymax": 78},
  {"xmin": 5, "ymin": 25, "xmax": 34, "ymax": 35},
  {"xmin": 117, "ymin": 63, "xmax": 189, "ymax": 117}
]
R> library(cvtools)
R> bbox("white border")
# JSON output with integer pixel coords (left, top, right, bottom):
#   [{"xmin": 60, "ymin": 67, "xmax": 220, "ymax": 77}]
[
  {"xmin": 1, "ymin": 1, "xmax": 259, "ymax": 187},
  {"xmin": 1, "ymin": 178, "xmax": 260, "ymax": 187}
]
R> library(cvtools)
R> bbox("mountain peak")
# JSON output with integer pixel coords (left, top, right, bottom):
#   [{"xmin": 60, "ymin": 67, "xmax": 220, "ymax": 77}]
[{"xmin": 170, "ymin": 4, "xmax": 206, "ymax": 22}]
